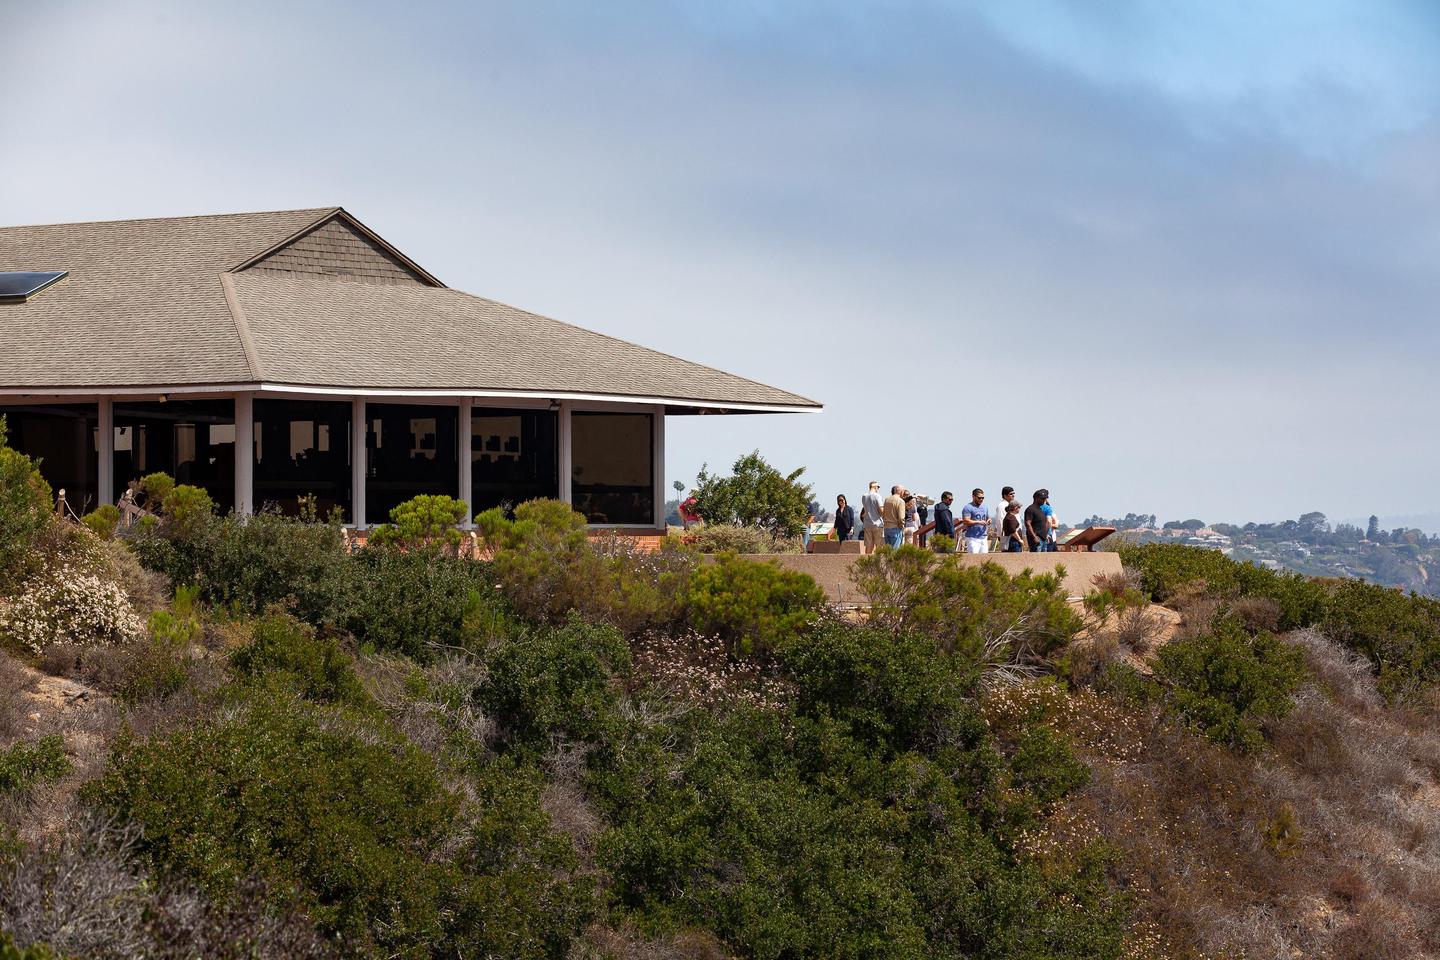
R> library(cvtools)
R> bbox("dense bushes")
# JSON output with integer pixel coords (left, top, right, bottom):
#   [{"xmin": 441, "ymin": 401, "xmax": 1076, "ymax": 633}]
[
  {"xmin": 1121, "ymin": 542, "xmax": 1440, "ymax": 696},
  {"xmin": 678, "ymin": 523, "xmax": 803, "ymax": 555},
  {"xmin": 87, "ymin": 691, "xmax": 589, "ymax": 958},
  {"xmin": 685, "ymin": 553, "xmax": 825, "ymax": 654},
  {"xmin": 479, "ymin": 614, "xmax": 630, "ymax": 756},
  {"xmin": 0, "ymin": 735, "xmax": 70, "ymax": 794},
  {"xmin": 1118, "ymin": 542, "xmax": 1328, "ymax": 630},
  {"xmin": 853, "ymin": 546, "xmax": 1081, "ymax": 663},
  {"xmin": 591, "ymin": 638, "xmax": 1125, "ymax": 959},
  {"xmin": 1152, "ymin": 618, "xmax": 1307, "ymax": 752},
  {"xmin": 479, "ymin": 500, "xmax": 692, "ymax": 635},
  {"xmin": 1321, "ymin": 578, "xmax": 1440, "ymax": 697},
  {"xmin": 200, "ymin": 511, "xmax": 350, "ymax": 625},
  {"xmin": 230, "ymin": 615, "xmax": 370, "ymax": 707}
]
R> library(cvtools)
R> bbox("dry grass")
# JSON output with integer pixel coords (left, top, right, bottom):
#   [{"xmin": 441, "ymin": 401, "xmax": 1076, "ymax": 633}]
[
  {"xmin": 1055, "ymin": 626, "xmax": 1440, "ymax": 959},
  {"xmin": 0, "ymin": 810, "xmax": 332, "ymax": 959}
]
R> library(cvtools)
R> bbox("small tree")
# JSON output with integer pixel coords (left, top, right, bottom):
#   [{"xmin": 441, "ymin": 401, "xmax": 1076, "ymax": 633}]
[
  {"xmin": 0, "ymin": 415, "xmax": 54, "ymax": 582},
  {"xmin": 369, "ymin": 494, "xmax": 468, "ymax": 552},
  {"xmin": 692, "ymin": 450, "xmax": 812, "ymax": 539}
]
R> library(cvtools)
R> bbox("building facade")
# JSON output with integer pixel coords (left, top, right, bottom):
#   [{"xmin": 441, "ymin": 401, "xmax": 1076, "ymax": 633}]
[{"xmin": 0, "ymin": 208, "xmax": 819, "ymax": 528}]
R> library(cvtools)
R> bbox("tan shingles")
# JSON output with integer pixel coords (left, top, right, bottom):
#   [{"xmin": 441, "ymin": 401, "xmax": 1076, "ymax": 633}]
[
  {"xmin": 231, "ymin": 276, "xmax": 818, "ymax": 407},
  {"xmin": 0, "ymin": 208, "xmax": 819, "ymax": 409}
]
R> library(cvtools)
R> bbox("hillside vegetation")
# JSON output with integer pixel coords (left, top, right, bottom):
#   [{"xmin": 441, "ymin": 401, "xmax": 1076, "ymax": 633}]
[{"xmin": 2, "ymin": 432, "xmax": 1439, "ymax": 957}]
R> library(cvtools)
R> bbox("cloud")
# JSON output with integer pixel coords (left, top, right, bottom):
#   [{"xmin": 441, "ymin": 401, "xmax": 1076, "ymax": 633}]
[{"xmin": 4, "ymin": 0, "xmax": 1438, "ymax": 523}]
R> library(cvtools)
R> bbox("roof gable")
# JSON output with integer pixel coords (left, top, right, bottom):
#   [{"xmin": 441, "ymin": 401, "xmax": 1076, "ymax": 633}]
[{"xmin": 235, "ymin": 211, "xmax": 441, "ymax": 287}]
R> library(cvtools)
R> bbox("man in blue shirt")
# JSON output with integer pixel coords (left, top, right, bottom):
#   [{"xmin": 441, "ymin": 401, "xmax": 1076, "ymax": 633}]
[
  {"xmin": 932, "ymin": 491, "xmax": 956, "ymax": 551},
  {"xmin": 960, "ymin": 488, "xmax": 991, "ymax": 554}
]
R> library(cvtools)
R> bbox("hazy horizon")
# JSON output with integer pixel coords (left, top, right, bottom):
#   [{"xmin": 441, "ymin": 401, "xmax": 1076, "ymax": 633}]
[{"xmin": 6, "ymin": 0, "xmax": 1439, "ymax": 525}]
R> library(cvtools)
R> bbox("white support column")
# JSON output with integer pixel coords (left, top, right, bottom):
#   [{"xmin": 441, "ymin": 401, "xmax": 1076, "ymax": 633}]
[
  {"xmin": 558, "ymin": 401, "xmax": 573, "ymax": 506},
  {"xmin": 351, "ymin": 397, "xmax": 367, "ymax": 528},
  {"xmin": 458, "ymin": 397, "xmax": 473, "ymax": 525},
  {"xmin": 97, "ymin": 396, "xmax": 114, "ymax": 507},
  {"xmin": 234, "ymin": 392, "xmax": 254, "ymax": 517},
  {"xmin": 652, "ymin": 405, "xmax": 666, "ymax": 530}
]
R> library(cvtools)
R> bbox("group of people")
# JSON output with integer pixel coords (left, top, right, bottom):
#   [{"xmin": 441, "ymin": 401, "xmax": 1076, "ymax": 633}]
[{"xmin": 833, "ymin": 484, "xmax": 1059, "ymax": 554}]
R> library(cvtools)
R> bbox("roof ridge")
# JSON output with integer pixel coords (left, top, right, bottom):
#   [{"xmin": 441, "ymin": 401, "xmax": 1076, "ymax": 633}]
[
  {"xmin": 0, "ymin": 207, "xmax": 342, "ymax": 232},
  {"xmin": 219, "ymin": 274, "xmax": 266, "ymax": 381}
]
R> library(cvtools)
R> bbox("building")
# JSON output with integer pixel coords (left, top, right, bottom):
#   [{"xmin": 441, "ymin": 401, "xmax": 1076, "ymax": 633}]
[{"xmin": 0, "ymin": 207, "xmax": 819, "ymax": 529}]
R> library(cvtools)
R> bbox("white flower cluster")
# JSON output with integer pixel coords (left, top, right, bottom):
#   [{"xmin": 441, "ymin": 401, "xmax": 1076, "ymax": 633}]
[
  {"xmin": 0, "ymin": 565, "xmax": 144, "ymax": 653},
  {"xmin": 632, "ymin": 629, "xmax": 792, "ymax": 712}
]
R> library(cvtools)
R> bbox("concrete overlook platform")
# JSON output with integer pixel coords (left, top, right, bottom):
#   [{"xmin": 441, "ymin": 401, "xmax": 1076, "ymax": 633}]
[{"xmin": 756, "ymin": 551, "xmax": 1124, "ymax": 605}]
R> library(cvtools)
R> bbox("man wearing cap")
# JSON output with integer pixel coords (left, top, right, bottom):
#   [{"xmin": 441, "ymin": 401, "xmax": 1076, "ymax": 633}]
[{"xmin": 1024, "ymin": 489, "xmax": 1051, "ymax": 552}]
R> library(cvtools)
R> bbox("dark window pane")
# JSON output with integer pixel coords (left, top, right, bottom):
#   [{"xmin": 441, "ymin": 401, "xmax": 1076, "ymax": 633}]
[
  {"xmin": 366, "ymin": 403, "xmax": 457, "ymax": 522},
  {"xmin": 254, "ymin": 399, "xmax": 352, "ymax": 520},
  {"xmin": 571, "ymin": 412, "xmax": 653, "ymax": 525},
  {"xmin": 114, "ymin": 399, "xmax": 235, "ymax": 514},
  {"xmin": 0, "ymin": 404, "xmax": 97, "ymax": 513},
  {"xmin": 471, "ymin": 408, "xmax": 558, "ymax": 514}
]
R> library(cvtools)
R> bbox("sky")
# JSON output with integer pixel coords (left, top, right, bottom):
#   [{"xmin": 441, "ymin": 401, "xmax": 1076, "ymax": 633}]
[{"xmin": 5, "ymin": 0, "xmax": 1440, "ymax": 526}]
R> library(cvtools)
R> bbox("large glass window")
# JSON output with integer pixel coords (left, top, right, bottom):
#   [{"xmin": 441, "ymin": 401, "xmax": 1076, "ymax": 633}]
[
  {"xmin": 253, "ymin": 399, "xmax": 352, "ymax": 520},
  {"xmin": 0, "ymin": 404, "xmax": 98, "ymax": 513},
  {"xmin": 571, "ymin": 411, "xmax": 654, "ymax": 525},
  {"xmin": 366, "ymin": 403, "xmax": 457, "ymax": 522},
  {"xmin": 114, "ymin": 399, "xmax": 235, "ymax": 514},
  {"xmin": 471, "ymin": 407, "xmax": 558, "ymax": 514}
]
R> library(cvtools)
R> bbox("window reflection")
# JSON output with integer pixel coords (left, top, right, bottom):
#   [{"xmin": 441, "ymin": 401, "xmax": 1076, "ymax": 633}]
[
  {"xmin": 366, "ymin": 403, "xmax": 457, "ymax": 521},
  {"xmin": 113, "ymin": 399, "xmax": 235, "ymax": 513},
  {"xmin": 471, "ymin": 408, "xmax": 558, "ymax": 514},
  {"xmin": 571, "ymin": 412, "xmax": 653, "ymax": 525},
  {"xmin": 253, "ymin": 399, "xmax": 352, "ymax": 519}
]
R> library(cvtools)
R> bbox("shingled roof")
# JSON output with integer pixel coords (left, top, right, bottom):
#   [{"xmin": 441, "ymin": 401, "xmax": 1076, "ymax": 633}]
[{"xmin": 0, "ymin": 208, "xmax": 819, "ymax": 411}]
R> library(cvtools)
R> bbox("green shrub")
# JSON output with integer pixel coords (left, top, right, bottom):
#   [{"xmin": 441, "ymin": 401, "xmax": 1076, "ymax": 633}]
[
  {"xmin": 684, "ymin": 553, "xmax": 826, "ymax": 655},
  {"xmin": 0, "ymin": 735, "xmax": 71, "ymax": 794},
  {"xmin": 691, "ymin": 450, "xmax": 813, "ymax": 539},
  {"xmin": 853, "ymin": 547, "xmax": 1082, "ymax": 662},
  {"xmin": 1121, "ymin": 543, "xmax": 1440, "ymax": 695},
  {"xmin": 87, "ymin": 692, "xmax": 590, "ymax": 958},
  {"xmin": 479, "ymin": 499, "xmax": 692, "ymax": 635},
  {"xmin": 138, "ymin": 472, "xmax": 175, "ymax": 510},
  {"xmin": 776, "ymin": 621, "xmax": 982, "ymax": 754},
  {"xmin": 346, "ymin": 547, "xmax": 508, "ymax": 659},
  {"xmin": 0, "ymin": 932, "xmax": 59, "ymax": 960},
  {"xmin": 0, "ymin": 417, "xmax": 53, "ymax": 585},
  {"xmin": 478, "ymin": 614, "xmax": 630, "ymax": 756},
  {"xmin": 1152, "ymin": 617, "xmax": 1306, "ymax": 752},
  {"xmin": 160, "ymin": 484, "xmax": 215, "ymax": 540},
  {"xmin": 369, "ymin": 494, "xmax": 468, "ymax": 552},
  {"xmin": 81, "ymin": 503, "xmax": 121, "ymax": 541},
  {"xmin": 201, "ymin": 510, "xmax": 351, "ymax": 625},
  {"xmin": 1320, "ymin": 579, "xmax": 1440, "ymax": 698},
  {"xmin": 680, "ymin": 523, "xmax": 803, "ymax": 555},
  {"xmin": 1116, "ymin": 543, "xmax": 1327, "ymax": 629},
  {"xmin": 231, "ymin": 614, "xmax": 369, "ymax": 707},
  {"xmin": 594, "ymin": 701, "xmax": 1125, "ymax": 960}
]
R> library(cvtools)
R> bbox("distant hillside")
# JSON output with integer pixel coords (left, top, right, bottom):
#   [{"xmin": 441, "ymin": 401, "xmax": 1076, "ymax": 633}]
[{"xmin": 1082, "ymin": 511, "xmax": 1440, "ymax": 597}]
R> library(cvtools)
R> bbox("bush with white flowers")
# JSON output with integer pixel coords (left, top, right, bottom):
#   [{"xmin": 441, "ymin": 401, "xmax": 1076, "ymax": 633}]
[{"xmin": 0, "ymin": 565, "xmax": 144, "ymax": 653}]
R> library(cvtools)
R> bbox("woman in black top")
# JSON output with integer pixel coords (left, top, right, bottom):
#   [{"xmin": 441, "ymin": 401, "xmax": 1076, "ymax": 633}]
[
  {"xmin": 1003, "ymin": 502, "xmax": 1025, "ymax": 552},
  {"xmin": 835, "ymin": 494, "xmax": 856, "ymax": 542}
]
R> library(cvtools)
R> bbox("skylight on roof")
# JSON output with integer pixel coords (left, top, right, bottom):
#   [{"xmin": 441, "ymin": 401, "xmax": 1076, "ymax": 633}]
[{"xmin": 0, "ymin": 271, "xmax": 68, "ymax": 303}]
